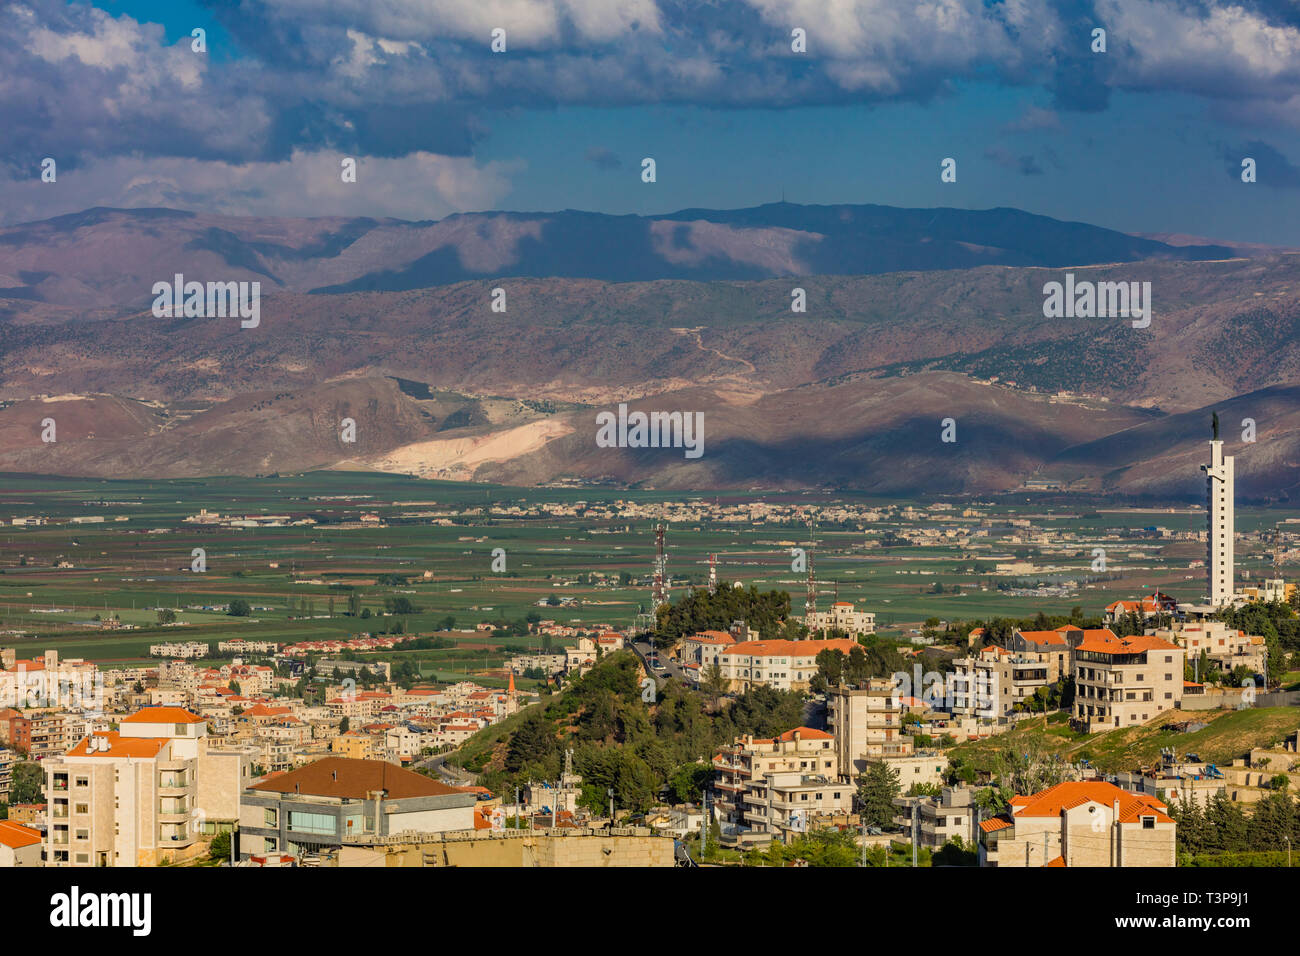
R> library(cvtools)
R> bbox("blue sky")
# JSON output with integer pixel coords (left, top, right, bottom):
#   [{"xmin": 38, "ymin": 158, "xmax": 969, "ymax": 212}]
[{"xmin": 4, "ymin": 0, "xmax": 1300, "ymax": 244}]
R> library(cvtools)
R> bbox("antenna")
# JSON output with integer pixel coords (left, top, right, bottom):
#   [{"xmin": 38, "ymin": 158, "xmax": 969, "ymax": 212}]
[
  {"xmin": 708, "ymin": 553, "xmax": 717, "ymax": 595},
  {"xmin": 652, "ymin": 521, "xmax": 668, "ymax": 613}
]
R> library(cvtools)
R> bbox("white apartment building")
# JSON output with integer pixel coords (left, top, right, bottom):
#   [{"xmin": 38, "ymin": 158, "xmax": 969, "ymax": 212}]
[
  {"xmin": 719, "ymin": 638, "xmax": 856, "ymax": 693},
  {"xmin": 826, "ymin": 679, "xmax": 911, "ymax": 774},
  {"xmin": 44, "ymin": 706, "xmax": 248, "ymax": 867},
  {"xmin": 713, "ymin": 728, "xmax": 839, "ymax": 830},
  {"xmin": 804, "ymin": 601, "xmax": 876, "ymax": 636}
]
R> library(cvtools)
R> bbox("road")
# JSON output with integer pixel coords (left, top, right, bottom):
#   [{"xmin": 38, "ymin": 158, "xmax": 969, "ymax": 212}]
[
  {"xmin": 414, "ymin": 751, "xmax": 479, "ymax": 787},
  {"xmin": 629, "ymin": 636, "xmax": 688, "ymax": 690}
]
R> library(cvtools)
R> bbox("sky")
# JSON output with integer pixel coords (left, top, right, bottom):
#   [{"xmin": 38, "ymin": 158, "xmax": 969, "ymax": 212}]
[{"xmin": 3, "ymin": 0, "xmax": 1300, "ymax": 244}]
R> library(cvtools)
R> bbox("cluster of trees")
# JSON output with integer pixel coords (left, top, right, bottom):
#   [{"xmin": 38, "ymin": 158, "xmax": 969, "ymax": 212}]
[
  {"xmin": 485, "ymin": 652, "xmax": 807, "ymax": 815},
  {"xmin": 809, "ymin": 639, "xmax": 908, "ymax": 693},
  {"xmin": 1169, "ymin": 790, "xmax": 1300, "ymax": 863},
  {"xmin": 652, "ymin": 583, "xmax": 792, "ymax": 646}
]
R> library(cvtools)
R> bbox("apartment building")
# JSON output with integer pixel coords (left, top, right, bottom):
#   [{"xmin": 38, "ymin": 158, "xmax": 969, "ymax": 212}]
[
  {"xmin": 1156, "ymin": 620, "xmax": 1267, "ymax": 678},
  {"xmin": 893, "ymin": 786, "xmax": 980, "ymax": 850},
  {"xmin": 239, "ymin": 757, "xmax": 477, "ymax": 860},
  {"xmin": 804, "ymin": 601, "xmax": 876, "ymax": 637},
  {"xmin": 948, "ymin": 646, "xmax": 1024, "ymax": 719},
  {"xmin": 680, "ymin": 630, "xmax": 735, "ymax": 670},
  {"xmin": 825, "ymin": 679, "xmax": 911, "ymax": 775},
  {"xmin": 0, "ymin": 746, "xmax": 12, "ymax": 802},
  {"xmin": 43, "ymin": 706, "xmax": 248, "ymax": 867},
  {"xmin": 719, "ymin": 638, "xmax": 856, "ymax": 693},
  {"xmin": 978, "ymin": 781, "xmax": 1176, "ymax": 867},
  {"xmin": 7, "ymin": 710, "xmax": 74, "ymax": 761},
  {"xmin": 1072, "ymin": 633, "xmax": 1184, "ymax": 731},
  {"xmin": 713, "ymin": 728, "xmax": 839, "ymax": 831},
  {"xmin": 740, "ymin": 768, "xmax": 854, "ymax": 840}
]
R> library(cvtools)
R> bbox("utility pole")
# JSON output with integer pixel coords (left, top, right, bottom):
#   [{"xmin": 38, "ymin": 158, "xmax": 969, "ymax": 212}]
[
  {"xmin": 911, "ymin": 803, "xmax": 918, "ymax": 867},
  {"xmin": 701, "ymin": 790, "xmax": 709, "ymax": 857},
  {"xmin": 608, "ymin": 787, "xmax": 615, "ymax": 824}
]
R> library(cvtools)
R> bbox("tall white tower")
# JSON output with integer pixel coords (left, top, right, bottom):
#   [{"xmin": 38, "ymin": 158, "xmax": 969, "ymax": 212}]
[{"xmin": 1202, "ymin": 417, "xmax": 1235, "ymax": 608}]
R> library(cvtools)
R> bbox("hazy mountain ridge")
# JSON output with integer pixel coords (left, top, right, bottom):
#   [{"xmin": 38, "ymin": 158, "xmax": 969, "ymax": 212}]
[{"xmin": 0, "ymin": 203, "xmax": 1296, "ymax": 496}]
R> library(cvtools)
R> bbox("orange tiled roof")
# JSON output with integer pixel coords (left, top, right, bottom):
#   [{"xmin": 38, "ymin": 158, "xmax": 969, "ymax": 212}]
[
  {"xmin": 1010, "ymin": 781, "xmax": 1172, "ymax": 824},
  {"xmin": 979, "ymin": 817, "xmax": 1013, "ymax": 833},
  {"xmin": 775, "ymin": 727, "xmax": 833, "ymax": 741},
  {"xmin": 1045, "ymin": 855, "xmax": 1066, "ymax": 867},
  {"xmin": 0, "ymin": 819, "xmax": 42, "ymax": 849},
  {"xmin": 1076, "ymin": 633, "xmax": 1180, "ymax": 656},
  {"xmin": 1015, "ymin": 630, "xmax": 1070, "ymax": 647},
  {"xmin": 121, "ymin": 706, "xmax": 205, "ymax": 724},
  {"xmin": 67, "ymin": 731, "xmax": 168, "ymax": 759},
  {"xmin": 721, "ymin": 638, "xmax": 856, "ymax": 657}
]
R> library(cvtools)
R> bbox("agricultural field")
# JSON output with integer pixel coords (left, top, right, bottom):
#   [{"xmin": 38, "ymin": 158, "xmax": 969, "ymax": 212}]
[{"xmin": 1, "ymin": 471, "xmax": 1297, "ymax": 676}]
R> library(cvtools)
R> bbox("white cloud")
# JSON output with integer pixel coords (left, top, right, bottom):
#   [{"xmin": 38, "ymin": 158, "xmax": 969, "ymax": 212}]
[{"xmin": 0, "ymin": 150, "xmax": 521, "ymax": 225}]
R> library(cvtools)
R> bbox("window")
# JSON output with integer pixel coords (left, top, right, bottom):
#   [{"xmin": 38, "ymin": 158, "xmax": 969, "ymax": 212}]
[
  {"xmin": 174, "ymin": 723, "xmax": 188, "ymax": 735},
  {"xmin": 75, "ymin": 777, "xmax": 89, "ymax": 788},
  {"xmin": 1142, "ymin": 816, "xmax": 1155, "ymax": 830},
  {"xmin": 264, "ymin": 807, "xmax": 278, "ymax": 827},
  {"xmin": 287, "ymin": 810, "xmax": 336, "ymax": 835},
  {"xmin": 75, "ymin": 803, "xmax": 88, "ymax": 814}
]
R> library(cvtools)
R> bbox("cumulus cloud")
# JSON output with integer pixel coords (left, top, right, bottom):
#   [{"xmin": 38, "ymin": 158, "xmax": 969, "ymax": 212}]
[
  {"xmin": 4, "ymin": 0, "xmax": 1300, "ymax": 217},
  {"xmin": 0, "ymin": 150, "xmax": 521, "ymax": 224}
]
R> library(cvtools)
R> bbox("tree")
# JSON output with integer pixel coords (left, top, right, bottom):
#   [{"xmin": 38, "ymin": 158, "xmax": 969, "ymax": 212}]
[
  {"xmin": 338, "ymin": 717, "xmax": 350, "ymax": 733},
  {"xmin": 699, "ymin": 662, "xmax": 728, "ymax": 709},
  {"xmin": 844, "ymin": 645, "xmax": 870, "ymax": 685},
  {"xmin": 207, "ymin": 831, "xmax": 231, "ymax": 862},
  {"xmin": 505, "ymin": 713, "xmax": 558, "ymax": 773},
  {"xmin": 814, "ymin": 648, "xmax": 844, "ymax": 691},
  {"xmin": 668, "ymin": 762, "xmax": 714, "ymax": 805},
  {"xmin": 10, "ymin": 761, "xmax": 44, "ymax": 805},
  {"xmin": 156, "ymin": 607, "xmax": 176, "ymax": 625},
  {"xmin": 228, "ymin": 599, "xmax": 251, "ymax": 617},
  {"xmin": 855, "ymin": 761, "xmax": 901, "ymax": 829},
  {"xmin": 347, "ymin": 591, "xmax": 361, "ymax": 616}
]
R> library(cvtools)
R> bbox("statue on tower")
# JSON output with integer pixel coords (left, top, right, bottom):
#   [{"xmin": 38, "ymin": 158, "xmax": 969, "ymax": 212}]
[{"xmin": 1212, "ymin": 411, "xmax": 1219, "ymax": 440}]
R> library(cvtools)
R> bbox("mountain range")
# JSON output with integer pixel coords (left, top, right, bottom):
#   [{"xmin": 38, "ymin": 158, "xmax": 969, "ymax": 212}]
[{"xmin": 0, "ymin": 202, "xmax": 1295, "ymax": 500}]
